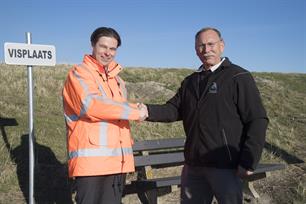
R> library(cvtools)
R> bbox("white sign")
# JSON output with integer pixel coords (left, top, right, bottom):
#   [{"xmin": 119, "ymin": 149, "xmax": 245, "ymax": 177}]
[{"xmin": 4, "ymin": 42, "xmax": 56, "ymax": 66}]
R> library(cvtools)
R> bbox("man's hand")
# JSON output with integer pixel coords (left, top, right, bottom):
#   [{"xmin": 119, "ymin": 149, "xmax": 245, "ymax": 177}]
[
  {"xmin": 237, "ymin": 166, "xmax": 253, "ymax": 178},
  {"xmin": 137, "ymin": 103, "xmax": 148, "ymax": 121}
]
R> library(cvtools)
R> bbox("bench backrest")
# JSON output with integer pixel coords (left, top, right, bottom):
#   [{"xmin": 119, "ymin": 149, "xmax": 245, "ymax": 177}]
[
  {"xmin": 132, "ymin": 138, "xmax": 286, "ymax": 174},
  {"xmin": 133, "ymin": 138, "xmax": 185, "ymax": 151},
  {"xmin": 133, "ymin": 138, "xmax": 185, "ymax": 168}
]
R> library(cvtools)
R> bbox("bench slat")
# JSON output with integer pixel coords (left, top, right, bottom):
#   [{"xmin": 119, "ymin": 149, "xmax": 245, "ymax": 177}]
[
  {"xmin": 130, "ymin": 163, "xmax": 286, "ymax": 190},
  {"xmin": 254, "ymin": 163, "xmax": 285, "ymax": 174},
  {"xmin": 134, "ymin": 152, "xmax": 184, "ymax": 167},
  {"xmin": 133, "ymin": 138, "xmax": 185, "ymax": 151},
  {"xmin": 132, "ymin": 176, "xmax": 181, "ymax": 188}
]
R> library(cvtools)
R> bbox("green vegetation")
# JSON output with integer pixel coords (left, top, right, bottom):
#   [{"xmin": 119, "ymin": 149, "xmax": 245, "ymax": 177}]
[{"xmin": 0, "ymin": 64, "xmax": 305, "ymax": 203}]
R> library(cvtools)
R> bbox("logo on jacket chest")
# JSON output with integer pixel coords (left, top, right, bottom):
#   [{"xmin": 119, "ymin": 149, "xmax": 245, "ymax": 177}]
[{"xmin": 208, "ymin": 82, "xmax": 218, "ymax": 93}]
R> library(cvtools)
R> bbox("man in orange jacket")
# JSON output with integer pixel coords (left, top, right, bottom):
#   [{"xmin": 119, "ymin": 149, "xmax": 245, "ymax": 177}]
[{"xmin": 62, "ymin": 27, "xmax": 147, "ymax": 204}]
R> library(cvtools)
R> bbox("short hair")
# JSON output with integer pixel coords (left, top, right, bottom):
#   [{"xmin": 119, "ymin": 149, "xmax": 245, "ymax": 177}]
[
  {"xmin": 195, "ymin": 27, "xmax": 223, "ymax": 41},
  {"xmin": 90, "ymin": 27, "xmax": 121, "ymax": 47}
]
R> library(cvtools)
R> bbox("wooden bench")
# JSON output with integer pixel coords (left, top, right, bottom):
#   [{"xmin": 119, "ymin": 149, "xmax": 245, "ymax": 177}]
[{"xmin": 123, "ymin": 138, "xmax": 285, "ymax": 204}]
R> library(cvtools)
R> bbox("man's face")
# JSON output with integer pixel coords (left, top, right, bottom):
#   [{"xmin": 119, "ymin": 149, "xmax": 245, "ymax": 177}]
[
  {"xmin": 92, "ymin": 36, "xmax": 118, "ymax": 66},
  {"xmin": 195, "ymin": 30, "xmax": 224, "ymax": 69}
]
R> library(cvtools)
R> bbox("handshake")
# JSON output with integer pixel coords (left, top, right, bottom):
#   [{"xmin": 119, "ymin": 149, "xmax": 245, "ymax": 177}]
[{"xmin": 137, "ymin": 103, "xmax": 148, "ymax": 121}]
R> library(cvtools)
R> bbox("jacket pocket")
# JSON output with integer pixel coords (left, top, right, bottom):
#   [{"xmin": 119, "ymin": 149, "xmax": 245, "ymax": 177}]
[
  {"xmin": 87, "ymin": 122, "xmax": 106, "ymax": 146},
  {"xmin": 221, "ymin": 129, "xmax": 232, "ymax": 161}
]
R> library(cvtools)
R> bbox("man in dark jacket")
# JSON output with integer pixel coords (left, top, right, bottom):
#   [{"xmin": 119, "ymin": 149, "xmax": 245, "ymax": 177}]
[{"xmin": 141, "ymin": 27, "xmax": 268, "ymax": 204}]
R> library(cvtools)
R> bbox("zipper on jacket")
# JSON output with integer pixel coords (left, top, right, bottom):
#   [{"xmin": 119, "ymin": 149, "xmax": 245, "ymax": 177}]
[
  {"xmin": 120, "ymin": 140, "xmax": 125, "ymax": 173},
  {"xmin": 222, "ymin": 129, "xmax": 232, "ymax": 161}
]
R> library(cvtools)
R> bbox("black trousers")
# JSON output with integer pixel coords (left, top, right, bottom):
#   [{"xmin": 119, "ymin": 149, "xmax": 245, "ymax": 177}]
[
  {"xmin": 181, "ymin": 165, "xmax": 243, "ymax": 204},
  {"xmin": 75, "ymin": 173, "xmax": 126, "ymax": 204}
]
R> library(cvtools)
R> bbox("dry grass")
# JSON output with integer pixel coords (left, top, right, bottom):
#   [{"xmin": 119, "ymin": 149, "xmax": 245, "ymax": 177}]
[{"xmin": 0, "ymin": 64, "xmax": 305, "ymax": 203}]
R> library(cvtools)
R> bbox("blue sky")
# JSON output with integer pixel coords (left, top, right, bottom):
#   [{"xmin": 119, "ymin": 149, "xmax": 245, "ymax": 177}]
[{"xmin": 1, "ymin": 0, "xmax": 305, "ymax": 73}]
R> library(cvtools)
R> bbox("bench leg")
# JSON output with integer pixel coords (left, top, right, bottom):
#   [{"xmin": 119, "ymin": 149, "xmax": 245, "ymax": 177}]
[
  {"xmin": 244, "ymin": 181, "xmax": 260, "ymax": 199},
  {"xmin": 137, "ymin": 192, "xmax": 149, "ymax": 204},
  {"xmin": 146, "ymin": 189, "xmax": 158, "ymax": 204},
  {"xmin": 137, "ymin": 189, "xmax": 158, "ymax": 204}
]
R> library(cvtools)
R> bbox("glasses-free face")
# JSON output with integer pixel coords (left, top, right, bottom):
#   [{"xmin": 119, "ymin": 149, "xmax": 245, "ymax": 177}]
[
  {"xmin": 195, "ymin": 30, "xmax": 224, "ymax": 69},
  {"xmin": 92, "ymin": 36, "xmax": 118, "ymax": 66}
]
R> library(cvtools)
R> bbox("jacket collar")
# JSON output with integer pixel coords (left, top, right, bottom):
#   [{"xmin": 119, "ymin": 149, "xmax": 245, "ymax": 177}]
[
  {"xmin": 196, "ymin": 57, "xmax": 226, "ymax": 73},
  {"xmin": 220, "ymin": 57, "xmax": 231, "ymax": 68},
  {"xmin": 82, "ymin": 55, "xmax": 123, "ymax": 78}
]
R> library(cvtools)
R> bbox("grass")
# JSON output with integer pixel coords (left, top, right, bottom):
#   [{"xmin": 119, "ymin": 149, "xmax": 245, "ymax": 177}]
[{"xmin": 0, "ymin": 63, "xmax": 305, "ymax": 203}]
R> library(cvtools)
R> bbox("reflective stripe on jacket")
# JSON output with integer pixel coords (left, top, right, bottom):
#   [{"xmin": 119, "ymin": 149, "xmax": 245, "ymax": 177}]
[{"xmin": 63, "ymin": 55, "xmax": 140, "ymax": 177}]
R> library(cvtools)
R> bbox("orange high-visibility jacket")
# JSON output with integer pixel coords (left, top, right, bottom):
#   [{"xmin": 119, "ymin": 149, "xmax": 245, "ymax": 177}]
[{"xmin": 62, "ymin": 55, "xmax": 141, "ymax": 177}]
